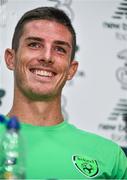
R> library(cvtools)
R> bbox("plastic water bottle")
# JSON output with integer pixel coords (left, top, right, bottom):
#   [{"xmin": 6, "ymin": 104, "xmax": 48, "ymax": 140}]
[{"xmin": 0, "ymin": 116, "xmax": 26, "ymax": 179}]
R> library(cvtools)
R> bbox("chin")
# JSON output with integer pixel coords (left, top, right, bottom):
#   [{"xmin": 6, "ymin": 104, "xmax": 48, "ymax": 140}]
[{"xmin": 26, "ymin": 88, "xmax": 58, "ymax": 101}]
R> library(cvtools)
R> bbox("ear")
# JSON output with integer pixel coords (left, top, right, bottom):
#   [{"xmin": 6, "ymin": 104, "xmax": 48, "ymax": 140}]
[
  {"xmin": 4, "ymin": 48, "xmax": 15, "ymax": 70},
  {"xmin": 67, "ymin": 60, "xmax": 78, "ymax": 80}
]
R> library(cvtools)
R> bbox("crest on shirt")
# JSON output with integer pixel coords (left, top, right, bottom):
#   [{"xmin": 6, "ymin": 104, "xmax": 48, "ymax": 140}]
[{"xmin": 72, "ymin": 155, "xmax": 99, "ymax": 178}]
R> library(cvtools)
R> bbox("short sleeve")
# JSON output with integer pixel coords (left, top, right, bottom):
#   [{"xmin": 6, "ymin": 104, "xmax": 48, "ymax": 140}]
[{"xmin": 113, "ymin": 145, "xmax": 127, "ymax": 179}]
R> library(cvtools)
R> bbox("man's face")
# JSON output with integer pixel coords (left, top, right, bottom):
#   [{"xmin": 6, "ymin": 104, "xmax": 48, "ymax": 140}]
[{"xmin": 5, "ymin": 20, "xmax": 78, "ymax": 100}]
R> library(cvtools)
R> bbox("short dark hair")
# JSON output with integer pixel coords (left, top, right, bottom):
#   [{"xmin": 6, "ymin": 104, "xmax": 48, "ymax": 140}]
[{"xmin": 12, "ymin": 6, "xmax": 76, "ymax": 60}]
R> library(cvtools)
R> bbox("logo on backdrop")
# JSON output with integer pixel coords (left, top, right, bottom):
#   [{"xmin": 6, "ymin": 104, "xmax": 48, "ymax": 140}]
[
  {"xmin": 0, "ymin": 89, "xmax": 5, "ymax": 106},
  {"xmin": 98, "ymin": 99, "xmax": 127, "ymax": 146},
  {"xmin": 116, "ymin": 49, "xmax": 127, "ymax": 90},
  {"xmin": 102, "ymin": 0, "xmax": 127, "ymax": 91},
  {"xmin": 99, "ymin": 0, "xmax": 127, "ymax": 146},
  {"xmin": 103, "ymin": 0, "xmax": 127, "ymax": 41},
  {"xmin": 48, "ymin": 0, "xmax": 74, "ymax": 20},
  {"xmin": 0, "ymin": 0, "xmax": 8, "ymax": 27},
  {"xmin": 112, "ymin": 1, "xmax": 127, "ymax": 20}
]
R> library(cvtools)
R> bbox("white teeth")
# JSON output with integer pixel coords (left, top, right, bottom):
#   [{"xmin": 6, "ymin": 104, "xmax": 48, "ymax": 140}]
[{"xmin": 35, "ymin": 70, "xmax": 52, "ymax": 77}]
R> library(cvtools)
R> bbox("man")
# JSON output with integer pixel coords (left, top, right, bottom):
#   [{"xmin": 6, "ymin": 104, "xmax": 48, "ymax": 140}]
[{"xmin": 3, "ymin": 6, "xmax": 127, "ymax": 179}]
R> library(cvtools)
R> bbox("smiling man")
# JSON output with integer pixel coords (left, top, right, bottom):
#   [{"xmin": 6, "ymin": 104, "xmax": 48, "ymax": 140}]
[{"xmin": 2, "ymin": 6, "xmax": 127, "ymax": 179}]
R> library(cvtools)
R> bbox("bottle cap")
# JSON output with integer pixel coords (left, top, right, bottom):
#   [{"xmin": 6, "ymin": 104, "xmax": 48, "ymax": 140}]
[
  {"xmin": 6, "ymin": 116, "xmax": 20, "ymax": 130},
  {"xmin": 0, "ymin": 114, "xmax": 6, "ymax": 123}
]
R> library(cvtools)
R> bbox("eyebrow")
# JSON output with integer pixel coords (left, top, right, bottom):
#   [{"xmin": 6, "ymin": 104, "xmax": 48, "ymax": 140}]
[
  {"xmin": 25, "ymin": 37, "xmax": 43, "ymax": 42},
  {"xmin": 54, "ymin": 40, "xmax": 71, "ymax": 49},
  {"xmin": 25, "ymin": 36, "xmax": 71, "ymax": 48}
]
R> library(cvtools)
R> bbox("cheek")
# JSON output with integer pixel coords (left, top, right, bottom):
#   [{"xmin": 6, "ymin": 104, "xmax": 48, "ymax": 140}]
[
  {"xmin": 56, "ymin": 58, "xmax": 70, "ymax": 72},
  {"xmin": 16, "ymin": 51, "xmax": 30, "ymax": 67},
  {"xmin": 14, "ymin": 57, "xmax": 27, "ymax": 78}
]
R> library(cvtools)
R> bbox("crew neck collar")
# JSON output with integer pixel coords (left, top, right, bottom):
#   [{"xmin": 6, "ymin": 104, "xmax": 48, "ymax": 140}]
[{"xmin": 21, "ymin": 120, "xmax": 68, "ymax": 131}]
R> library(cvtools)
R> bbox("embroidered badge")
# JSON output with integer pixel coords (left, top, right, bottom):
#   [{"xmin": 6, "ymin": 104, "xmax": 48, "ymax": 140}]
[{"xmin": 72, "ymin": 155, "xmax": 99, "ymax": 178}]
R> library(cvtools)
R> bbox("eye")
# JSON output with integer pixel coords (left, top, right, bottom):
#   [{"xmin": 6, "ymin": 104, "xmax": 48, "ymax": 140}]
[
  {"xmin": 55, "ymin": 46, "xmax": 67, "ymax": 54},
  {"xmin": 28, "ymin": 42, "xmax": 42, "ymax": 49}
]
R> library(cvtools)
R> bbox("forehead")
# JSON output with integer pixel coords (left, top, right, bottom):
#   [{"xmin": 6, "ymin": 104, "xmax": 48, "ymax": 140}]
[{"xmin": 21, "ymin": 20, "xmax": 72, "ymax": 44}]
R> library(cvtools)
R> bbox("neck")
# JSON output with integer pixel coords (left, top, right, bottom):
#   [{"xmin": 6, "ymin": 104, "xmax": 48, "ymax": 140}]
[{"xmin": 7, "ymin": 90, "xmax": 64, "ymax": 126}]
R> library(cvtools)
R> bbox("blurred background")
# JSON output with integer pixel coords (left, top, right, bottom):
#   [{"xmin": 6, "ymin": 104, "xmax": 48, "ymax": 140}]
[{"xmin": 0, "ymin": 0, "xmax": 127, "ymax": 154}]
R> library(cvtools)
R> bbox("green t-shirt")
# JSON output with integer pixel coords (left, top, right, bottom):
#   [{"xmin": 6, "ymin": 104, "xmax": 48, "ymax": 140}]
[{"xmin": 0, "ymin": 120, "xmax": 127, "ymax": 179}]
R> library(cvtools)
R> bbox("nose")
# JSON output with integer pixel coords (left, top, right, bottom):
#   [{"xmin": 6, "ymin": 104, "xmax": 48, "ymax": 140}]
[{"xmin": 38, "ymin": 46, "xmax": 54, "ymax": 64}]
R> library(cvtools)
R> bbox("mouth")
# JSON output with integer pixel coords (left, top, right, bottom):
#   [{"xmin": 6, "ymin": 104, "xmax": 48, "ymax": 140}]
[{"xmin": 29, "ymin": 68, "xmax": 56, "ymax": 79}]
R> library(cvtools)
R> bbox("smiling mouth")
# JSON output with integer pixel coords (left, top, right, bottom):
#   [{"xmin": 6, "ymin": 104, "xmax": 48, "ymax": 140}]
[{"xmin": 29, "ymin": 69, "xmax": 56, "ymax": 78}]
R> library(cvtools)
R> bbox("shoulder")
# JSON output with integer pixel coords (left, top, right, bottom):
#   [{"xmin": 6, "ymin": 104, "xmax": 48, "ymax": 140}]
[
  {"xmin": 67, "ymin": 122, "xmax": 127, "ymax": 178},
  {"xmin": 68, "ymin": 122, "xmax": 116, "ymax": 144},
  {"xmin": 68, "ymin": 122, "xmax": 125, "ymax": 156}
]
